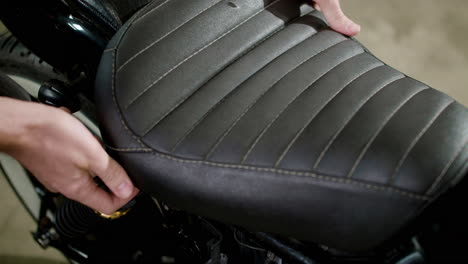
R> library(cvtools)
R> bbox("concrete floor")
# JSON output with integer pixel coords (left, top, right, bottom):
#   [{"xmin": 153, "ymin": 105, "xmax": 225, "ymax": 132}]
[
  {"xmin": 1, "ymin": 0, "xmax": 467, "ymax": 263},
  {"xmin": 0, "ymin": 171, "xmax": 66, "ymax": 264}
]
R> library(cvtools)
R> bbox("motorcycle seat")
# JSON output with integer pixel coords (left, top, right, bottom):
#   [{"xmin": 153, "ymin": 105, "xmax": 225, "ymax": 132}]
[{"xmin": 95, "ymin": 0, "xmax": 468, "ymax": 252}]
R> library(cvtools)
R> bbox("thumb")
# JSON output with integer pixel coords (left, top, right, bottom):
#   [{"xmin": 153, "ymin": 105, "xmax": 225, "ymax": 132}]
[
  {"xmin": 314, "ymin": 0, "xmax": 361, "ymax": 36},
  {"xmin": 91, "ymin": 153, "xmax": 138, "ymax": 199}
]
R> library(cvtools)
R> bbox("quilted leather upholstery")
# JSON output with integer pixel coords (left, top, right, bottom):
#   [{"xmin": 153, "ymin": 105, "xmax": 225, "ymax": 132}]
[{"xmin": 95, "ymin": 0, "xmax": 468, "ymax": 252}]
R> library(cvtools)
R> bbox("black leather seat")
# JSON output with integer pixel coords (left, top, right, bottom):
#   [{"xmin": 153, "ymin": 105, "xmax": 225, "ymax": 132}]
[{"xmin": 95, "ymin": 0, "xmax": 468, "ymax": 252}]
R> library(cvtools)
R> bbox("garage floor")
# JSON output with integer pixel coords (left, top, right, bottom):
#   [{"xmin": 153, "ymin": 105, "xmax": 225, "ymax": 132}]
[{"xmin": 1, "ymin": 1, "xmax": 467, "ymax": 263}]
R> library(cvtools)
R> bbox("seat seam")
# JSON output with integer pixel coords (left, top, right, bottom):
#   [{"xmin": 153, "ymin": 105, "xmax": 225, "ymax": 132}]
[
  {"xmin": 132, "ymin": 0, "xmax": 172, "ymax": 25},
  {"xmin": 388, "ymin": 100, "xmax": 455, "ymax": 185},
  {"xmin": 112, "ymin": 52, "xmax": 148, "ymax": 148},
  {"xmin": 346, "ymin": 86, "xmax": 429, "ymax": 178},
  {"xmin": 273, "ymin": 59, "xmax": 385, "ymax": 167},
  {"xmin": 425, "ymin": 139, "xmax": 468, "ymax": 195},
  {"xmin": 123, "ymin": 0, "xmax": 284, "ymax": 110},
  {"xmin": 117, "ymin": 0, "xmax": 222, "ymax": 72},
  {"xmin": 204, "ymin": 39, "xmax": 347, "ymax": 160},
  {"xmin": 106, "ymin": 145, "xmax": 152, "ymax": 152},
  {"xmin": 240, "ymin": 52, "xmax": 368, "ymax": 164},
  {"xmin": 169, "ymin": 23, "xmax": 321, "ymax": 153},
  {"xmin": 109, "ymin": 146, "xmax": 430, "ymax": 201},
  {"xmin": 110, "ymin": 6, "xmax": 156, "ymax": 149},
  {"xmin": 313, "ymin": 71, "xmax": 403, "ymax": 169},
  {"xmin": 142, "ymin": 23, "xmax": 287, "ymax": 137}
]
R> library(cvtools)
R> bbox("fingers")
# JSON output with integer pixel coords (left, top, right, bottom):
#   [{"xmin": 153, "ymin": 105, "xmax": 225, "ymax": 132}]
[
  {"xmin": 66, "ymin": 175, "xmax": 138, "ymax": 214},
  {"xmin": 90, "ymin": 152, "xmax": 137, "ymax": 199},
  {"xmin": 76, "ymin": 127, "xmax": 138, "ymax": 213},
  {"xmin": 314, "ymin": 0, "xmax": 360, "ymax": 36},
  {"xmin": 65, "ymin": 149, "xmax": 138, "ymax": 214},
  {"xmin": 77, "ymin": 128, "xmax": 136, "ymax": 200}
]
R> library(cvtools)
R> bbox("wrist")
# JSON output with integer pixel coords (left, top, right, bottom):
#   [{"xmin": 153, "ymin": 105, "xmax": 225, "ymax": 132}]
[{"xmin": 0, "ymin": 97, "xmax": 46, "ymax": 154}]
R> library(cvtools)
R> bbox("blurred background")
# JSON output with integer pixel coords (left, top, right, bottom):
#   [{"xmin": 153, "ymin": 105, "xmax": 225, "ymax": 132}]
[
  {"xmin": 0, "ymin": 0, "xmax": 467, "ymax": 263},
  {"xmin": 343, "ymin": 0, "xmax": 468, "ymax": 106}
]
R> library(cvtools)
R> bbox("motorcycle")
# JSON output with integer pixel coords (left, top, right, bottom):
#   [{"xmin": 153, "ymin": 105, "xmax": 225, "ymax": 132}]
[{"xmin": 0, "ymin": 0, "xmax": 467, "ymax": 263}]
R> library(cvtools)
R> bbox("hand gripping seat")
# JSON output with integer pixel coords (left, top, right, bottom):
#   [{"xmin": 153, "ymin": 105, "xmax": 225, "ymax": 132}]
[{"xmin": 95, "ymin": 0, "xmax": 468, "ymax": 252}]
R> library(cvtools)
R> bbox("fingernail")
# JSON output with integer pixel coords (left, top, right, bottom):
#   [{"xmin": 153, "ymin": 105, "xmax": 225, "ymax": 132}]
[{"xmin": 117, "ymin": 181, "xmax": 133, "ymax": 198}]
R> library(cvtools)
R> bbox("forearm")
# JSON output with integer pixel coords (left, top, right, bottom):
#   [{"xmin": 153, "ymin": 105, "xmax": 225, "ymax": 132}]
[
  {"xmin": 0, "ymin": 96, "xmax": 39, "ymax": 153},
  {"xmin": 0, "ymin": 96, "xmax": 137, "ymax": 213}
]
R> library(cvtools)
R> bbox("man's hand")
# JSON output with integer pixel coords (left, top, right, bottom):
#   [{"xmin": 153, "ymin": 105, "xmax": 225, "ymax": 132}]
[
  {"xmin": 0, "ymin": 97, "xmax": 138, "ymax": 214},
  {"xmin": 313, "ymin": 0, "xmax": 360, "ymax": 36}
]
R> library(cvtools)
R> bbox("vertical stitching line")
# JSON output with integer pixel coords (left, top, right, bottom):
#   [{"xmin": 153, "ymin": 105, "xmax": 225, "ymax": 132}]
[
  {"xmin": 123, "ymin": 0, "xmax": 284, "ymax": 110},
  {"xmin": 312, "ymin": 71, "xmax": 402, "ymax": 169},
  {"xmin": 104, "ymin": 48, "xmax": 116, "ymax": 52},
  {"xmin": 273, "ymin": 60, "xmax": 386, "ymax": 167},
  {"xmin": 426, "ymin": 139, "xmax": 468, "ymax": 195},
  {"xmin": 117, "ymin": 0, "xmax": 222, "ymax": 72},
  {"xmin": 113, "ymin": 47, "xmax": 147, "ymax": 148},
  {"xmin": 169, "ymin": 23, "xmax": 321, "ymax": 153},
  {"xmin": 204, "ymin": 39, "xmax": 347, "ymax": 160},
  {"xmin": 346, "ymin": 86, "xmax": 429, "ymax": 178},
  {"xmin": 142, "ymin": 24, "xmax": 287, "ymax": 137},
  {"xmin": 132, "ymin": 0, "xmax": 172, "ymax": 24},
  {"xmin": 111, "ymin": 5, "xmax": 155, "ymax": 149},
  {"xmin": 240, "ymin": 52, "xmax": 367, "ymax": 164},
  {"xmin": 388, "ymin": 100, "xmax": 455, "ymax": 185}
]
